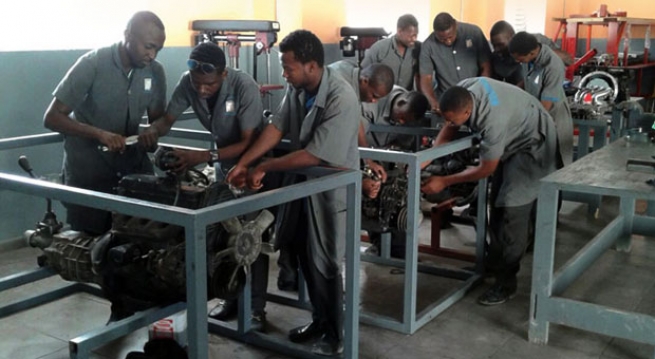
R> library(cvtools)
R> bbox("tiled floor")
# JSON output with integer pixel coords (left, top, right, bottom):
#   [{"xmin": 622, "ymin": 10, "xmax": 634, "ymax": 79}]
[{"xmin": 1, "ymin": 197, "xmax": 654, "ymax": 359}]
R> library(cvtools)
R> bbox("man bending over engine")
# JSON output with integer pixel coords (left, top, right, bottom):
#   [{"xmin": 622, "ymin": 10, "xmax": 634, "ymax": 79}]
[{"xmin": 141, "ymin": 42, "xmax": 268, "ymax": 331}]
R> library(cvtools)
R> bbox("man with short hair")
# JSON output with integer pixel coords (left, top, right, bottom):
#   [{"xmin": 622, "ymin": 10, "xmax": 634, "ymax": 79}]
[
  {"xmin": 44, "ymin": 11, "xmax": 167, "ymax": 235},
  {"xmin": 489, "ymin": 20, "xmax": 573, "ymax": 86},
  {"xmin": 421, "ymin": 77, "xmax": 557, "ymax": 306},
  {"xmin": 509, "ymin": 31, "xmax": 574, "ymax": 167},
  {"xmin": 141, "ymin": 41, "xmax": 268, "ymax": 331},
  {"xmin": 226, "ymin": 29, "xmax": 360, "ymax": 356},
  {"xmin": 362, "ymin": 87, "xmax": 429, "ymax": 148},
  {"xmin": 328, "ymin": 59, "xmax": 394, "ymax": 181},
  {"xmin": 418, "ymin": 12, "xmax": 492, "ymax": 113},
  {"xmin": 140, "ymin": 42, "xmax": 263, "ymax": 174},
  {"xmin": 361, "ymin": 14, "xmax": 421, "ymax": 91},
  {"xmin": 361, "ymin": 88, "xmax": 429, "ymax": 258}
]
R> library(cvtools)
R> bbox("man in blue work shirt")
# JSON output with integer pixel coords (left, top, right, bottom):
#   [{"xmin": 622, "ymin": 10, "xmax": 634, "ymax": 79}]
[
  {"xmin": 419, "ymin": 12, "xmax": 492, "ymax": 113},
  {"xmin": 226, "ymin": 29, "xmax": 360, "ymax": 356},
  {"xmin": 421, "ymin": 77, "xmax": 557, "ymax": 305},
  {"xmin": 44, "ymin": 11, "xmax": 167, "ymax": 235}
]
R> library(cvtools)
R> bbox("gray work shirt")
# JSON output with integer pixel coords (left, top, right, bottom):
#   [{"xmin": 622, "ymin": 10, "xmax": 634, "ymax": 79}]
[
  {"xmin": 53, "ymin": 42, "xmax": 166, "ymax": 188},
  {"xmin": 523, "ymin": 45, "xmax": 573, "ymax": 166},
  {"xmin": 419, "ymin": 23, "xmax": 492, "ymax": 98},
  {"xmin": 361, "ymin": 36, "xmax": 420, "ymax": 90},
  {"xmin": 492, "ymin": 33, "xmax": 557, "ymax": 85},
  {"xmin": 458, "ymin": 77, "xmax": 557, "ymax": 207},
  {"xmin": 328, "ymin": 60, "xmax": 361, "ymax": 100},
  {"xmin": 271, "ymin": 67, "xmax": 360, "ymax": 277},
  {"xmin": 166, "ymin": 67, "xmax": 264, "ymax": 167},
  {"xmin": 362, "ymin": 85, "xmax": 408, "ymax": 147}
]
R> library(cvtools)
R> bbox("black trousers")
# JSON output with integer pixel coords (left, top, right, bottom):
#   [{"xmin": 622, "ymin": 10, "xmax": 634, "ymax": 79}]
[
  {"xmin": 485, "ymin": 202, "xmax": 536, "ymax": 289},
  {"xmin": 249, "ymin": 253, "xmax": 269, "ymax": 312},
  {"xmin": 485, "ymin": 161, "xmax": 537, "ymax": 289},
  {"xmin": 292, "ymin": 198, "xmax": 343, "ymax": 342}
]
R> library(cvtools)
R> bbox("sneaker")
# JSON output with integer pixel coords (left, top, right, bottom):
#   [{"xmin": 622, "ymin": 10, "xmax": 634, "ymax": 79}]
[{"xmin": 477, "ymin": 283, "xmax": 517, "ymax": 306}]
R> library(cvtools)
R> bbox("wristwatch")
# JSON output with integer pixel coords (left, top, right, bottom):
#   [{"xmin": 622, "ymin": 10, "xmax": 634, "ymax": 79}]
[{"xmin": 208, "ymin": 150, "xmax": 220, "ymax": 165}]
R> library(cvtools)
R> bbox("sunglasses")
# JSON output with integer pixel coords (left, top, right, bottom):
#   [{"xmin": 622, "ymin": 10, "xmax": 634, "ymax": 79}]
[{"xmin": 187, "ymin": 59, "xmax": 217, "ymax": 74}]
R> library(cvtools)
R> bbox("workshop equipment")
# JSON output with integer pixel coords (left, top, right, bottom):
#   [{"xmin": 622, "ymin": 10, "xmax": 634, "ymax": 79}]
[{"xmin": 339, "ymin": 27, "xmax": 389, "ymax": 66}]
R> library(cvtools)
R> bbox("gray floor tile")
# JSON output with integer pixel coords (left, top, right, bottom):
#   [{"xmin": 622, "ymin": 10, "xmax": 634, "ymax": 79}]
[
  {"xmin": 495, "ymin": 336, "xmax": 603, "ymax": 359},
  {"xmin": 3, "ymin": 196, "xmax": 655, "ymax": 358},
  {"xmin": 0, "ymin": 324, "xmax": 67, "ymax": 359},
  {"xmin": 601, "ymin": 338, "xmax": 654, "ymax": 359}
]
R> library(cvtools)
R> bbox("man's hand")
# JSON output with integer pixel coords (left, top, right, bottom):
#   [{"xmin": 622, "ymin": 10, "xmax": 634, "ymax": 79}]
[
  {"xmin": 362, "ymin": 178, "xmax": 381, "ymax": 199},
  {"xmin": 98, "ymin": 131, "xmax": 126, "ymax": 152},
  {"xmin": 367, "ymin": 160, "xmax": 388, "ymax": 182},
  {"xmin": 421, "ymin": 175, "xmax": 448, "ymax": 194},
  {"xmin": 246, "ymin": 166, "xmax": 266, "ymax": 190},
  {"xmin": 226, "ymin": 164, "xmax": 249, "ymax": 188},
  {"xmin": 138, "ymin": 126, "xmax": 160, "ymax": 149},
  {"xmin": 169, "ymin": 149, "xmax": 206, "ymax": 173}
]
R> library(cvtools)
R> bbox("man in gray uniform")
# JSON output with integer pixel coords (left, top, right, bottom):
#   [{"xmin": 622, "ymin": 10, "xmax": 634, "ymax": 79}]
[
  {"xmin": 140, "ymin": 42, "xmax": 268, "ymax": 331},
  {"xmin": 226, "ymin": 30, "xmax": 360, "ymax": 356},
  {"xmin": 421, "ymin": 77, "xmax": 557, "ymax": 305},
  {"xmin": 43, "ymin": 11, "xmax": 167, "ymax": 235},
  {"xmin": 361, "ymin": 14, "xmax": 421, "ymax": 91},
  {"xmin": 328, "ymin": 59, "xmax": 394, "ymax": 181},
  {"xmin": 419, "ymin": 12, "xmax": 492, "ymax": 113},
  {"xmin": 361, "ymin": 88, "xmax": 429, "ymax": 258},
  {"xmin": 509, "ymin": 32, "xmax": 574, "ymax": 167},
  {"xmin": 489, "ymin": 20, "xmax": 573, "ymax": 87},
  {"xmin": 362, "ymin": 86, "xmax": 429, "ymax": 149},
  {"xmin": 141, "ymin": 42, "xmax": 263, "ymax": 174}
]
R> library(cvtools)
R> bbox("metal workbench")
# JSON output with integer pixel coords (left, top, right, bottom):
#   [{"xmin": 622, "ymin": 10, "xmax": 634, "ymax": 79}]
[
  {"xmin": 360, "ymin": 126, "xmax": 487, "ymax": 335},
  {"xmin": 0, "ymin": 130, "xmax": 362, "ymax": 359},
  {"xmin": 529, "ymin": 137, "xmax": 655, "ymax": 358}
]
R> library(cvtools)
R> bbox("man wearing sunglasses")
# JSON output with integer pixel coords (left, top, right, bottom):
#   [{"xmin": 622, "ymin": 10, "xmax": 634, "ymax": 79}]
[
  {"xmin": 140, "ymin": 42, "xmax": 268, "ymax": 330},
  {"xmin": 140, "ymin": 42, "xmax": 263, "ymax": 173},
  {"xmin": 43, "ymin": 11, "xmax": 166, "ymax": 236},
  {"xmin": 226, "ymin": 29, "xmax": 360, "ymax": 356}
]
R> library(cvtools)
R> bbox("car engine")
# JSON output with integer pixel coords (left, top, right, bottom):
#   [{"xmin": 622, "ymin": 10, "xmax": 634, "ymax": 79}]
[{"xmin": 21, "ymin": 147, "xmax": 274, "ymax": 319}]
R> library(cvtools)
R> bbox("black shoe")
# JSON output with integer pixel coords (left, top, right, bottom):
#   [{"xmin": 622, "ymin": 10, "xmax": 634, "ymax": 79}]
[
  {"xmin": 277, "ymin": 279, "xmax": 299, "ymax": 292},
  {"xmin": 312, "ymin": 334, "xmax": 343, "ymax": 356},
  {"xmin": 208, "ymin": 299, "xmax": 237, "ymax": 321},
  {"xmin": 288, "ymin": 321, "xmax": 324, "ymax": 343},
  {"xmin": 250, "ymin": 310, "xmax": 267, "ymax": 333},
  {"xmin": 477, "ymin": 283, "xmax": 517, "ymax": 306}
]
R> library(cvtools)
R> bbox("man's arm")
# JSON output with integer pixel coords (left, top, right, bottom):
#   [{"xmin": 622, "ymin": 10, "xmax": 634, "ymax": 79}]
[
  {"xmin": 44, "ymin": 98, "xmax": 126, "ymax": 152},
  {"xmin": 226, "ymin": 123, "xmax": 284, "ymax": 187},
  {"xmin": 419, "ymin": 74, "xmax": 440, "ymax": 112},
  {"xmin": 421, "ymin": 158, "xmax": 499, "ymax": 194},
  {"xmin": 358, "ymin": 121, "xmax": 388, "ymax": 182},
  {"xmin": 479, "ymin": 60, "xmax": 492, "ymax": 77},
  {"xmin": 421, "ymin": 123, "xmax": 459, "ymax": 169}
]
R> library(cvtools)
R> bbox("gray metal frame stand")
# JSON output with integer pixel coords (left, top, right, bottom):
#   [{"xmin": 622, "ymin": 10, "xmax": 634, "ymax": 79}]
[
  {"xmin": 360, "ymin": 131, "xmax": 487, "ymax": 334},
  {"xmin": 530, "ymin": 137, "xmax": 655, "ymax": 358},
  {"xmin": 0, "ymin": 130, "xmax": 361, "ymax": 359}
]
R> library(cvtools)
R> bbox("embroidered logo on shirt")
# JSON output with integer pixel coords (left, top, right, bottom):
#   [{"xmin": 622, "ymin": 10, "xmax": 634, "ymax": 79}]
[
  {"xmin": 144, "ymin": 78, "xmax": 152, "ymax": 91},
  {"xmin": 226, "ymin": 100, "xmax": 235, "ymax": 113},
  {"xmin": 534, "ymin": 75, "xmax": 540, "ymax": 84},
  {"xmin": 466, "ymin": 39, "xmax": 473, "ymax": 48}
]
